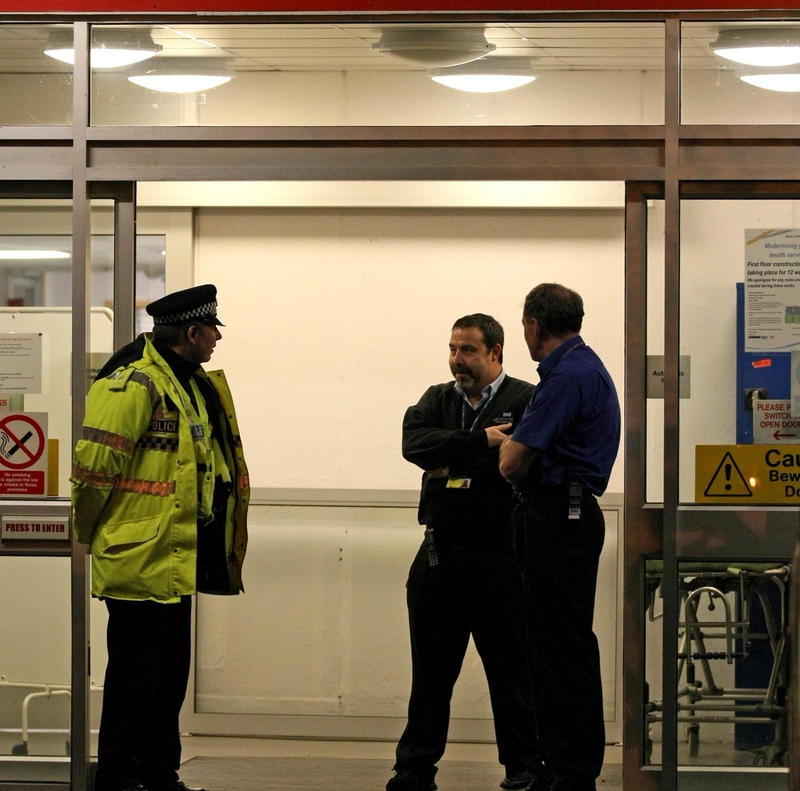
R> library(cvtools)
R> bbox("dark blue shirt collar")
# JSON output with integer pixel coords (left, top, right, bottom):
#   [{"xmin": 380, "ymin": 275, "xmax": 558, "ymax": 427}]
[{"xmin": 537, "ymin": 334, "xmax": 584, "ymax": 378}]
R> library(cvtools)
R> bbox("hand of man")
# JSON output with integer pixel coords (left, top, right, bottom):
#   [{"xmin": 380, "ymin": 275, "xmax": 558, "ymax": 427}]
[
  {"xmin": 426, "ymin": 468, "xmax": 449, "ymax": 478},
  {"xmin": 485, "ymin": 423, "xmax": 512, "ymax": 447}
]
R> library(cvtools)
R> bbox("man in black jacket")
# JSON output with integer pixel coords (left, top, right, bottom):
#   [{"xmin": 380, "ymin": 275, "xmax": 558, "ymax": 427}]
[{"xmin": 386, "ymin": 314, "xmax": 540, "ymax": 791}]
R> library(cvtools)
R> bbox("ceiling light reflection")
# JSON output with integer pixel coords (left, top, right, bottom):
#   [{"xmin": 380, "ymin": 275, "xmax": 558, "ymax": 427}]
[
  {"xmin": 429, "ymin": 58, "xmax": 536, "ymax": 93},
  {"xmin": 741, "ymin": 73, "xmax": 800, "ymax": 91},
  {"xmin": 711, "ymin": 28, "xmax": 800, "ymax": 67},
  {"xmin": 0, "ymin": 251, "xmax": 70, "ymax": 260},
  {"xmin": 128, "ymin": 58, "xmax": 233, "ymax": 93},
  {"xmin": 44, "ymin": 28, "xmax": 162, "ymax": 69}
]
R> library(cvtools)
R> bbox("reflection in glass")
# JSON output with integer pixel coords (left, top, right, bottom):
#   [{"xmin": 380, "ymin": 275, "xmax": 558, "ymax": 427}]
[
  {"xmin": 683, "ymin": 21, "xmax": 800, "ymax": 124},
  {"xmin": 0, "ymin": 232, "xmax": 164, "ymax": 495},
  {"xmin": 91, "ymin": 22, "xmax": 665, "ymax": 127},
  {"xmin": 427, "ymin": 58, "xmax": 536, "ymax": 93},
  {"xmin": 645, "ymin": 559, "xmax": 664, "ymax": 766},
  {"xmin": 646, "ymin": 200, "xmax": 666, "ymax": 503},
  {"xmin": 127, "ymin": 57, "xmax": 233, "ymax": 93},
  {"xmin": 0, "ymin": 557, "xmax": 72, "ymax": 758},
  {"xmin": 0, "ymin": 233, "xmax": 165, "ymax": 329},
  {"xmin": 678, "ymin": 199, "xmax": 800, "ymax": 502},
  {"xmin": 370, "ymin": 26, "xmax": 494, "ymax": 66},
  {"xmin": 49, "ymin": 27, "xmax": 161, "ymax": 68},
  {"xmin": 645, "ymin": 561, "xmax": 790, "ymax": 767},
  {"xmin": 0, "ymin": 25, "xmax": 72, "ymax": 125},
  {"xmin": 710, "ymin": 27, "xmax": 800, "ymax": 68}
]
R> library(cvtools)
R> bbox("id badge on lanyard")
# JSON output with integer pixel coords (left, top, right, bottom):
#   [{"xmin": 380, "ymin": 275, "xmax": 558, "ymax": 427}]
[{"xmin": 449, "ymin": 388, "xmax": 497, "ymax": 491}]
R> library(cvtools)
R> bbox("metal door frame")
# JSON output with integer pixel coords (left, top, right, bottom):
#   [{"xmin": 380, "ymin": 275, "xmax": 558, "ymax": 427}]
[{"xmin": 3, "ymin": 11, "xmax": 800, "ymax": 791}]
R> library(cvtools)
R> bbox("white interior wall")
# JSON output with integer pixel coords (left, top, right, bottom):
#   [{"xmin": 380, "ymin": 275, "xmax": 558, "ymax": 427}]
[
  {"xmin": 188, "ymin": 206, "xmax": 626, "ymax": 738},
  {"xmin": 0, "ymin": 200, "xmax": 628, "ymax": 749},
  {"xmin": 196, "ymin": 207, "xmax": 626, "ymax": 493},
  {"xmin": 192, "ymin": 502, "xmax": 621, "ymax": 737}
]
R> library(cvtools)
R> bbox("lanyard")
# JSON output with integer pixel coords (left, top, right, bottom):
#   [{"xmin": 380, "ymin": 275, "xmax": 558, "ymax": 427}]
[{"xmin": 461, "ymin": 387, "xmax": 499, "ymax": 431}]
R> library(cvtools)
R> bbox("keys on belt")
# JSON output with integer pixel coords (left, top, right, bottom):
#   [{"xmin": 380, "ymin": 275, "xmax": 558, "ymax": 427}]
[{"xmin": 568, "ymin": 480, "xmax": 582, "ymax": 520}]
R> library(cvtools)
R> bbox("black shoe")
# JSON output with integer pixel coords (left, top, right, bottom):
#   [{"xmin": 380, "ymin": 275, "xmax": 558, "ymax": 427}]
[
  {"xmin": 386, "ymin": 770, "xmax": 438, "ymax": 791},
  {"xmin": 149, "ymin": 783, "xmax": 208, "ymax": 791},
  {"xmin": 500, "ymin": 768, "xmax": 543, "ymax": 789},
  {"xmin": 121, "ymin": 786, "xmax": 149, "ymax": 791},
  {"xmin": 549, "ymin": 777, "xmax": 596, "ymax": 791},
  {"xmin": 524, "ymin": 768, "xmax": 556, "ymax": 791}
]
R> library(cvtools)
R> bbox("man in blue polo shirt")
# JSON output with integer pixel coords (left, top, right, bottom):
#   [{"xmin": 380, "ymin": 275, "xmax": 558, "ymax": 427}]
[{"xmin": 499, "ymin": 283, "xmax": 620, "ymax": 791}]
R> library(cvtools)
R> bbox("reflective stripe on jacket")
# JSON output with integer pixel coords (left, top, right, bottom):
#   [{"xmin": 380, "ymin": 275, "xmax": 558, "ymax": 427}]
[{"xmin": 71, "ymin": 335, "xmax": 249, "ymax": 602}]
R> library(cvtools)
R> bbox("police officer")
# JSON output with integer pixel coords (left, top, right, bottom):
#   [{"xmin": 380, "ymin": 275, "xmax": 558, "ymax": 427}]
[
  {"xmin": 72, "ymin": 284, "xmax": 249, "ymax": 791},
  {"xmin": 499, "ymin": 284, "xmax": 620, "ymax": 791},
  {"xmin": 387, "ymin": 313, "xmax": 540, "ymax": 791}
]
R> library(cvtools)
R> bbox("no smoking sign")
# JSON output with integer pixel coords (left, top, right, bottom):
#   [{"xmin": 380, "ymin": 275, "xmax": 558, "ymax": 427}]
[{"xmin": 0, "ymin": 413, "xmax": 48, "ymax": 497}]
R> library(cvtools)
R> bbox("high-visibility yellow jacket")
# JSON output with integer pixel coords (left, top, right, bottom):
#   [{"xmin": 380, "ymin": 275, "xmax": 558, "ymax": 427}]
[{"xmin": 71, "ymin": 335, "xmax": 249, "ymax": 603}]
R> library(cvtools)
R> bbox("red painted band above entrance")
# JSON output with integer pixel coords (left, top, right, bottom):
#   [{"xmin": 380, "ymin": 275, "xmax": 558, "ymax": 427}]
[{"xmin": 6, "ymin": 0, "xmax": 800, "ymax": 12}]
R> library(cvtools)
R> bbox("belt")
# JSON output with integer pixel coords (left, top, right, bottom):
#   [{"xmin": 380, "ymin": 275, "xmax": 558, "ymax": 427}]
[
  {"xmin": 515, "ymin": 481, "xmax": 592, "ymax": 522},
  {"xmin": 515, "ymin": 481, "xmax": 584, "ymax": 500}
]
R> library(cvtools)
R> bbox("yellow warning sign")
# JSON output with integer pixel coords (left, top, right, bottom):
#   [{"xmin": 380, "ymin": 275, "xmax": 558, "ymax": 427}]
[
  {"xmin": 696, "ymin": 445, "xmax": 800, "ymax": 503},
  {"xmin": 703, "ymin": 452, "xmax": 752, "ymax": 497}
]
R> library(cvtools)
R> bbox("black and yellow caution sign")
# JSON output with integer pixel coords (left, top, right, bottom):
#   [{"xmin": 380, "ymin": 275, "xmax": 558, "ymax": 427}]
[
  {"xmin": 703, "ymin": 451, "xmax": 752, "ymax": 497},
  {"xmin": 696, "ymin": 444, "xmax": 800, "ymax": 503}
]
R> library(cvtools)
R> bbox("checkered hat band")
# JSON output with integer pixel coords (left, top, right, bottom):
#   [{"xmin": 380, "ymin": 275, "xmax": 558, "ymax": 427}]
[{"xmin": 153, "ymin": 300, "xmax": 218, "ymax": 325}]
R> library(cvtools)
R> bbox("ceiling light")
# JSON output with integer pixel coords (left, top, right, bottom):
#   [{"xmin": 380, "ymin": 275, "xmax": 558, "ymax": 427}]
[
  {"xmin": 44, "ymin": 28, "xmax": 162, "ymax": 69},
  {"xmin": 0, "ymin": 251, "xmax": 70, "ymax": 260},
  {"xmin": 371, "ymin": 28, "xmax": 495, "ymax": 68},
  {"xmin": 741, "ymin": 72, "xmax": 800, "ymax": 92},
  {"xmin": 128, "ymin": 58, "xmax": 233, "ymax": 93},
  {"xmin": 429, "ymin": 58, "xmax": 536, "ymax": 93},
  {"xmin": 711, "ymin": 28, "xmax": 800, "ymax": 67}
]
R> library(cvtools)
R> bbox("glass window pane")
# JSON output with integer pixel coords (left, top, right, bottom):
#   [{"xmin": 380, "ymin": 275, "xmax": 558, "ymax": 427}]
[
  {"xmin": 679, "ymin": 198, "xmax": 800, "ymax": 504},
  {"xmin": 0, "ymin": 217, "xmax": 165, "ymax": 496},
  {"xmin": 645, "ymin": 559, "xmax": 663, "ymax": 767},
  {"xmin": 91, "ymin": 22, "xmax": 664, "ymax": 127},
  {"xmin": 683, "ymin": 21, "xmax": 800, "ymax": 125},
  {"xmin": 0, "ymin": 201, "xmax": 74, "ymax": 500},
  {"xmin": 648, "ymin": 199, "xmax": 665, "ymax": 503},
  {"xmin": 0, "ymin": 25, "xmax": 72, "ymax": 125},
  {"xmin": 0, "ymin": 556, "xmax": 72, "ymax": 768}
]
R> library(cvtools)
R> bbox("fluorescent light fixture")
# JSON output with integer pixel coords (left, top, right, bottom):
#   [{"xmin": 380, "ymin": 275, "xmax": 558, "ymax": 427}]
[
  {"xmin": 711, "ymin": 28, "xmax": 800, "ymax": 67},
  {"xmin": 429, "ymin": 58, "xmax": 536, "ymax": 93},
  {"xmin": 44, "ymin": 28, "xmax": 162, "ymax": 69},
  {"xmin": 0, "ymin": 250, "xmax": 70, "ymax": 260},
  {"xmin": 371, "ymin": 28, "xmax": 495, "ymax": 67},
  {"xmin": 128, "ymin": 58, "xmax": 233, "ymax": 93},
  {"xmin": 741, "ymin": 72, "xmax": 800, "ymax": 92}
]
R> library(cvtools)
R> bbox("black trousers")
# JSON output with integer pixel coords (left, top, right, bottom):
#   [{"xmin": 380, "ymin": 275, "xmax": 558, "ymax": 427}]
[
  {"xmin": 513, "ymin": 491, "xmax": 605, "ymax": 779},
  {"xmin": 394, "ymin": 539, "xmax": 539, "ymax": 782},
  {"xmin": 95, "ymin": 596, "xmax": 192, "ymax": 791}
]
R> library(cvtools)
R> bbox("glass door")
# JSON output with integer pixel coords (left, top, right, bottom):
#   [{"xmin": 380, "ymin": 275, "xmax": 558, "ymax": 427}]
[{"xmin": 0, "ymin": 185, "xmax": 139, "ymax": 790}]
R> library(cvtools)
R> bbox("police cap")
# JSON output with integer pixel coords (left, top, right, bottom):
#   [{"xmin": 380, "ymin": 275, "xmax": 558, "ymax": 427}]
[{"xmin": 146, "ymin": 284, "xmax": 224, "ymax": 327}]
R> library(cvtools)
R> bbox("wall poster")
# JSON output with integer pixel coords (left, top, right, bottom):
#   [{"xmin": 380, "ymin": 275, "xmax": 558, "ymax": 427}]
[{"xmin": 745, "ymin": 229, "xmax": 800, "ymax": 353}]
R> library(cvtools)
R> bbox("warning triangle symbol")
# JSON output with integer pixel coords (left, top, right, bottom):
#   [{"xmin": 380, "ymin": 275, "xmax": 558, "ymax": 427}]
[{"xmin": 704, "ymin": 452, "xmax": 753, "ymax": 497}]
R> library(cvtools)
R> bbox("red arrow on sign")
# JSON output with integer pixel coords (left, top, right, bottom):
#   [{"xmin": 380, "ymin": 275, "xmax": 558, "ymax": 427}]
[{"xmin": 774, "ymin": 431, "xmax": 797, "ymax": 440}]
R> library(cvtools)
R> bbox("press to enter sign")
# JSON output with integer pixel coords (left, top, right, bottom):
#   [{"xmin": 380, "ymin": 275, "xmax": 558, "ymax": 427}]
[{"xmin": 696, "ymin": 445, "xmax": 800, "ymax": 503}]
